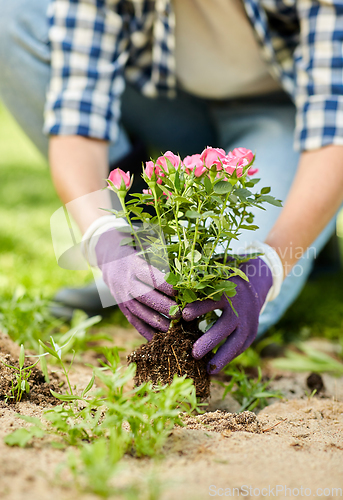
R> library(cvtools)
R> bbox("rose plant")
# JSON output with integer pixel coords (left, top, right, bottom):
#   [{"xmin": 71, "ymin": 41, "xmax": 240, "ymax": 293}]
[
  {"xmin": 107, "ymin": 146, "xmax": 281, "ymax": 316},
  {"xmin": 106, "ymin": 146, "xmax": 281, "ymax": 397}
]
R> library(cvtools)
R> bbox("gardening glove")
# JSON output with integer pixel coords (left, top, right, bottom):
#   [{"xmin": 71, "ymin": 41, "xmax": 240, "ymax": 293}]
[
  {"xmin": 182, "ymin": 242, "xmax": 283, "ymax": 374},
  {"xmin": 82, "ymin": 216, "xmax": 180, "ymax": 341}
]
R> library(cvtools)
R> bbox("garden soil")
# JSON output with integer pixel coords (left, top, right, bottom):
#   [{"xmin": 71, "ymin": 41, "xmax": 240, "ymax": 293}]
[
  {"xmin": 1, "ymin": 328, "xmax": 343, "ymax": 500},
  {"xmin": 128, "ymin": 320, "xmax": 212, "ymax": 399}
]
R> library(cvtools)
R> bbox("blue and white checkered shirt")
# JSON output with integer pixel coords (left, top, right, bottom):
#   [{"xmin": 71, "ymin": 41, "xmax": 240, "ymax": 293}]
[{"xmin": 44, "ymin": 0, "xmax": 343, "ymax": 152}]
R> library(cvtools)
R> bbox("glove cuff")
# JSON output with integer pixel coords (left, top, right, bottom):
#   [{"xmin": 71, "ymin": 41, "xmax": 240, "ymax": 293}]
[
  {"xmin": 81, "ymin": 216, "xmax": 129, "ymax": 266},
  {"xmin": 245, "ymin": 240, "xmax": 284, "ymax": 303}
]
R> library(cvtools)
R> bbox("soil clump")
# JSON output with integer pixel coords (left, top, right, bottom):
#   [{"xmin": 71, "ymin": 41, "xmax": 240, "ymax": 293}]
[
  {"xmin": 0, "ymin": 352, "xmax": 60, "ymax": 406},
  {"xmin": 180, "ymin": 409, "xmax": 261, "ymax": 433},
  {"xmin": 128, "ymin": 320, "xmax": 211, "ymax": 399}
]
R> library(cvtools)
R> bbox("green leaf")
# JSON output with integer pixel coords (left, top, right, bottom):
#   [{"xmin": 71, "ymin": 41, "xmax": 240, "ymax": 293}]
[
  {"xmin": 119, "ymin": 237, "xmax": 135, "ymax": 246},
  {"xmin": 4, "ymin": 429, "xmax": 32, "ymax": 447},
  {"xmin": 4, "ymin": 425, "xmax": 44, "ymax": 448},
  {"xmin": 130, "ymin": 207, "xmax": 143, "ymax": 216},
  {"xmin": 213, "ymin": 181, "xmax": 233, "ymax": 195},
  {"xmin": 261, "ymin": 187, "xmax": 271, "ymax": 194},
  {"xmin": 161, "ymin": 224, "xmax": 176, "ymax": 235},
  {"xmin": 193, "ymin": 250, "xmax": 202, "ymax": 263},
  {"xmin": 204, "ymin": 175, "xmax": 212, "ymax": 195},
  {"xmin": 240, "ymin": 225, "xmax": 259, "ymax": 231},
  {"xmin": 185, "ymin": 250, "xmax": 201, "ymax": 263},
  {"xmin": 174, "ymin": 258, "xmax": 181, "ymax": 272},
  {"xmin": 169, "ymin": 305, "xmax": 180, "ymax": 317},
  {"xmin": 19, "ymin": 344, "xmax": 25, "ymax": 370},
  {"xmin": 165, "ymin": 272, "xmax": 179, "ymax": 286},
  {"xmin": 211, "ymin": 195, "xmax": 223, "ymax": 204},
  {"xmin": 50, "ymin": 390, "xmax": 82, "ymax": 402},
  {"xmin": 38, "ymin": 340, "xmax": 59, "ymax": 360},
  {"xmin": 247, "ymin": 178, "xmax": 260, "ymax": 186},
  {"xmin": 165, "ymin": 157, "xmax": 177, "ymax": 174},
  {"xmin": 259, "ymin": 195, "xmax": 283, "ymax": 207},
  {"xmin": 201, "ymin": 211, "xmax": 218, "ymax": 219},
  {"xmin": 155, "ymin": 184, "xmax": 164, "ymax": 197},
  {"xmin": 231, "ymin": 268, "xmax": 249, "ymax": 281},
  {"xmin": 173, "ymin": 196, "xmax": 192, "ymax": 204},
  {"xmin": 185, "ymin": 210, "xmax": 201, "ymax": 219},
  {"xmin": 82, "ymin": 373, "xmax": 95, "ymax": 397},
  {"xmin": 234, "ymin": 188, "xmax": 252, "ymax": 200},
  {"xmin": 181, "ymin": 289, "xmax": 198, "ymax": 303}
]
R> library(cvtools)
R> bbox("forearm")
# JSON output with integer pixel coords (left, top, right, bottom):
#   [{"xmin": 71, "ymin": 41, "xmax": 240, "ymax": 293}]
[
  {"xmin": 266, "ymin": 145, "xmax": 343, "ymax": 276},
  {"xmin": 49, "ymin": 135, "xmax": 112, "ymax": 234}
]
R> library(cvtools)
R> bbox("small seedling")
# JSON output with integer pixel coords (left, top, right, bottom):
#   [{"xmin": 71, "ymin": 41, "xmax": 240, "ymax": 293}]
[
  {"xmin": 4, "ymin": 346, "xmax": 200, "ymax": 498},
  {"xmin": 1, "ymin": 344, "xmax": 39, "ymax": 403},
  {"xmin": 304, "ymin": 388, "xmax": 317, "ymax": 400},
  {"xmin": 217, "ymin": 365, "xmax": 283, "ymax": 412},
  {"xmin": 38, "ymin": 336, "xmax": 77, "ymax": 395}
]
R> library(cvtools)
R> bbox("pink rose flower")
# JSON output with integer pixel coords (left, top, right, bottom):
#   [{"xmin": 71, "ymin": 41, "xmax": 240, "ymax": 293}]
[
  {"xmin": 144, "ymin": 161, "xmax": 155, "ymax": 179},
  {"xmin": 200, "ymin": 147, "xmax": 227, "ymax": 169},
  {"xmin": 183, "ymin": 154, "xmax": 207, "ymax": 177},
  {"xmin": 144, "ymin": 160, "xmax": 164, "ymax": 185},
  {"xmin": 156, "ymin": 151, "xmax": 181, "ymax": 171},
  {"xmin": 108, "ymin": 168, "xmax": 133, "ymax": 191},
  {"xmin": 142, "ymin": 188, "xmax": 152, "ymax": 195},
  {"xmin": 247, "ymin": 167, "xmax": 259, "ymax": 176},
  {"xmin": 232, "ymin": 147, "xmax": 254, "ymax": 164},
  {"xmin": 221, "ymin": 155, "xmax": 249, "ymax": 177}
]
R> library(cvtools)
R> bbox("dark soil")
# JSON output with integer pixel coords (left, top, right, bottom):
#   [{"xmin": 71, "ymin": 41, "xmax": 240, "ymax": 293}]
[
  {"xmin": 306, "ymin": 372, "xmax": 325, "ymax": 393},
  {"xmin": 0, "ymin": 353, "xmax": 60, "ymax": 406},
  {"xmin": 127, "ymin": 320, "xmax": 212, "ymax": 400}
]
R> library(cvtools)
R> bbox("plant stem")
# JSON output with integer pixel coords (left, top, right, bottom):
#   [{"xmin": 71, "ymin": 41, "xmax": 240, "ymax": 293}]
[
  {"xmin": 118, "ymin": 193, "xmax": 145, "ymax": 254},
  {"xmin": 189, "ymin": 200, "xmax": 202, "ymax": 280},
  {"xmin": 206, "ymin": 192, "xmax": 231, "ymax": 268},
  {"xmin": 61, "ymin": 362, "xmax": 73, "ymax": 395}
]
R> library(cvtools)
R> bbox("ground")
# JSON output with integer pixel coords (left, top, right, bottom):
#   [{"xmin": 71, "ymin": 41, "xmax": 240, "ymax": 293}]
[
  {"xmin": 1, "ymin": 328, "xmax": 343, "ymax": 500},
  {"xmin": 1, "ymin": 103, "xmax": 343, "ymax": 499}
]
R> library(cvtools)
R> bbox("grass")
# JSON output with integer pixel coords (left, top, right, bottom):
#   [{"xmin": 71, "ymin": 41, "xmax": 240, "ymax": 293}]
[
  {"xmin": 0, "ymin": 102, "xmax": 93, "ymax": 298},
  {"xmin": 274, "ymin": 271, "xmax": 343, "ymax": 341}
]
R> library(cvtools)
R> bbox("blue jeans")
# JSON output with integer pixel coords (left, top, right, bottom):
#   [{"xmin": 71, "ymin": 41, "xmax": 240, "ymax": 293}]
[{"xmin": 0, "ymin": 0, "xmax": 337, "ymax": 335}]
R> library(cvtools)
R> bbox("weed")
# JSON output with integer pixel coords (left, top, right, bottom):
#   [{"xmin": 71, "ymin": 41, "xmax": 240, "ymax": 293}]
[
  {"xmin": 56, "ymin": 310, "xmax": 111, "ymax": 356},
  {"xmin": 271, "ymin": 342, "xmax": 343, "ymax": 375},
  {"xmin": 0, "ymin": 287, "xmax": 62, "ymax": 351},
  {"xmin": 4, "ymin": 346, "xmax": 200, "ymax": 493},
  {"xmin": 5, "ymin": 343, "xmax": 199, "ymax": 461},
  {"xmin": 1, "ymin": 344, "xmax": 39, "ymax": 402},
  {"xmin": 217, "ymin": 365, "xmax": 283, "ymax": 412}
]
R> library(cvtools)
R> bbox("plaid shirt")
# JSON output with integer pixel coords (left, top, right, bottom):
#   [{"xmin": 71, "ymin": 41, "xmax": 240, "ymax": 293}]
[{"xmin": 44, "ymin": 0, "xmax": 343, "ymax": 152}]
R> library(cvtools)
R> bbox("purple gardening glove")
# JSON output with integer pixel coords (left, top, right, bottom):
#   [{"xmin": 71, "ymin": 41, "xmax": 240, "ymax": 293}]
[
  {"xmin": 95, "ymin": 227, "xmax": 180, "ymax": 340},
  {"xmin": 182, "ymin": 258, "xmax": 273, "ymax": 374}
]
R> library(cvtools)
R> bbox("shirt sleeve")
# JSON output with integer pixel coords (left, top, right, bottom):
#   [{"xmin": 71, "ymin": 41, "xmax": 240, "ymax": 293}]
[
  {"xmin": 293, "ymin": 0, "xmax": 343, "ymax": 151},
  {"xmin": 43, "ymin": 0, "xmax": 129, "ymax": 142}
]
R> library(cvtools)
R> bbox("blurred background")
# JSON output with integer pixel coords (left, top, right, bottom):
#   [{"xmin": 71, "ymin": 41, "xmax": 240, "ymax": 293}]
[{"xmin": 1, "ymin": 100, "xmax": 343, "ymax": 350}]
